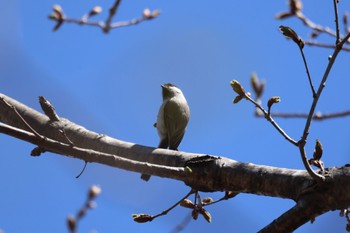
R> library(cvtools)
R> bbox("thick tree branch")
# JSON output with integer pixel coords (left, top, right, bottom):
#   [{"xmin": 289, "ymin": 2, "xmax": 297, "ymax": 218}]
[
  {"xmin": 0, "ymin": 93, "xmax": 310, "ymax": 195},
  {"xmin": 2, "ymin": 93, "xmax": 350, "ymax": 231}
]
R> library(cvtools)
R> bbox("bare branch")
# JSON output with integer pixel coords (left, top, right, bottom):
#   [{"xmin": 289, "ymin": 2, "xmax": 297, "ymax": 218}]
[
  {"xmin": 137, "ymin": 189, "xmax": 195, "ymax": 222},
  {"xmin": 298, "ymin": 44, "xmax": 316, "ymax": 97},
  {"xmin": 296, "ymin": 11, "xmax": 340, "ymax": 39},
  {"xmin": 304, "ymin": 40, "xmax": 350, "ymax": 51},
  {"xmin": 299, "ymin": 32, "xmax": 350, "ymax": 182},
  {"xmin": 0, "ymin": 93, "xmax": 315, "ymax": 197},
  {"xmin": 244, "ymin": 94, "xmax": 298, "ymax": 146},
  {"xmin": 67, "ymin": 185, "xmax": 102, "ymax": 233},
  {"xmin": 48, "ymin": 1, "xmax": 160, "ymax": 33},
  {"xmin": 2, "ymin": 94, "xmax": 350, "ymax": 231},
  {"xmin": 0, "ymin": 96, "xmax": 43, "ymax": 139},
  {"xmin": 256, "ymin": 110, "xmax": 350, "ymax": 120},
  {"xmin": 104, "ymin": 0, "xmax": 122, "ymax": 32},
  {"xmin": 258, "ymin": 202, "xmax": 325, "ymax": 233},
  {"xmin": 333, "ymin": 0, "xmax": 341, "ymax": 44},
  {"xmin": 276, "ymin": 0, "xmax": 350, "ymax": 50},
  {"xmin": 298, "ymin": 144, "xmax": 325, "ymax": 181},
  {"xmin": 301, "ymin": 32, "xmax": 350, "ymax": 142}
]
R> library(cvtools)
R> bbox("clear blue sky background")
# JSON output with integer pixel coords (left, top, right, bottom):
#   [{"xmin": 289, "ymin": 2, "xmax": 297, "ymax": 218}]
[{"xmin": 1, "ymin": 0, "xmax": 350, "ymax": 232}]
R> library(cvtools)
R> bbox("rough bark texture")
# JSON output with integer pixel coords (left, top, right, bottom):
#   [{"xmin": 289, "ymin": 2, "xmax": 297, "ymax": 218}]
[{"xmin": 1, "ymin": 93, "xmax": 350, "ymax": 232}]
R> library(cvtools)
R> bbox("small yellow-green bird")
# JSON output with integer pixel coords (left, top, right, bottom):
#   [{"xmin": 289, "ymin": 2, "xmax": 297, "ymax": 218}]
[{"xmin": 141, "ymin": 83, "xmax": 190, "ymax": 181}]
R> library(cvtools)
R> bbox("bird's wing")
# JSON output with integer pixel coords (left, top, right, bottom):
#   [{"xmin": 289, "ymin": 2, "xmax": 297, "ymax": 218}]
[{"xmin": 164, "ymin": 99, "xmax": 188, "ymax": 150}]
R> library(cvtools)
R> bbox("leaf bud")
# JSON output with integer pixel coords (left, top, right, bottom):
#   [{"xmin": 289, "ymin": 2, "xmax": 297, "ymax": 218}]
[
  {"xmin": 132, "ymin": 214, "xmax": 152, "ymax": 223},
  {"xmin": 230, "ymin": 80, "xmax": 245, "ymax": 96}
]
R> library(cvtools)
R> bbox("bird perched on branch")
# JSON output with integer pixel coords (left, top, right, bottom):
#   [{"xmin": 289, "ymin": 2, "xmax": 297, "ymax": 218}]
[{"xmin": 141, "ymin": 83, "xmax": 190, "ymax": 181}]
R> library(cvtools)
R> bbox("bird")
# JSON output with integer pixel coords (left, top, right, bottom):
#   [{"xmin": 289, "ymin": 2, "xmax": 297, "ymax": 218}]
[{"xmin": 141, "ymin": 83, "xmax": 190, "ymax": 181}]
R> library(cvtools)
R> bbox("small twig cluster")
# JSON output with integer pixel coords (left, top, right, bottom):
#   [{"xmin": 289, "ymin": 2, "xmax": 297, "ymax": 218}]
[
  {"xmin": 48, "ymin": 0, "xmax": 160, "ymax": 33},
  {"xmin": 67, "ymin": 185, "xmax": 102, "ymax": 233},
  {"xmin": 276, "ymin": 0, "xmax": 350, "ymax": 51},
  {"xmin": 231, "ymin": 0, "xmax": 350, "ymax": 183},
  {"xmin": 132, "ymin": 190, "xmax": 237, "ymax": 225},
  {"xmin": 230, "ymin": 80, "xmax": 297, "ymax": 146}
]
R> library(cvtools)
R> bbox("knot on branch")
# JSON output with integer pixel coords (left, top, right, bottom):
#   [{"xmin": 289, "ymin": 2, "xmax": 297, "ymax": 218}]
[{"xmin": 184, "ymin": 155, "xmax": 221, "ymax": 192}]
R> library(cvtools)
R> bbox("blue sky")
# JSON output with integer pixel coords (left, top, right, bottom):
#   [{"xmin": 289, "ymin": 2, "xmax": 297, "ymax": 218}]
[{"xmin": 1, "ymin": 0, "xmax": 350, "ymax": 232}]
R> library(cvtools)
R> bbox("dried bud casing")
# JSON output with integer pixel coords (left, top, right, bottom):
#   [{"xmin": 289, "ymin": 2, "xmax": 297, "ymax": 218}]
[
  {"xmin": 88, "ymin": 185, "xmax": 102, "ymax": 199},
  {"xmin": 233, "ymin": 95, "xmax": 243, "ymax": 104},
  {"xmin": 313, "ymin": 139, "xmax": 323, "ymax": 160},
  {"xmin": 250, "ymin": 73, "xmax": 265, "ymax": 98},
  {"xmin": 267, "ymin": 96, "xmax": 281, "ymax": 109},
  {"xmin": 199, "ymin": 208, "xmax": 212, "ymax": 223},
  {"xmin": 275, "ymin": 12, "xmax": 293, "ymax": 19},
  {"xmin": 67, "ymin": 215, "xmax": 76, "ymax": 231},
  {"xmin": 290, "ymin": 0, "xmax": 303, "ymax": 14},
  {"xmin": 344, "ymin": 12, "xmax": 349, "ymax": 26},
  {"xmin": 202, "ymin": 197, "xmax": 214, "ymax": 205},
  {"xmin": 151, "ymin": 10, "xmax": 161, "ymax": 18},
  {"xmin": 132, "ymin": 214, "xmax": 152, "ymax": 223},
  {"xmin": 143, "ymin": 9, "xmax": 160, "ymax": 19},
  {"xmin": 89, "ymin": 6, "xmax": 102, "ymax": 17},
  {"xmin": 192, "ymin": 209, "xmax": 199, "ymax": 220},
  {"xmin": 230, "ymin": 80, "xmax": 245, "ymax": 96},
  {"xmin": 279, "ymin": 25, "xmax": 304, "ymax": 49},
  {"xmin": 53, "ymin": 5, "xmax": 63, "ymax": 16},
  {"xmin": 143, "ymin": 9, "xmax": 151, "ymax": 18},
  {"xmin": 180, "ymin": 199, "xmax": 195, "ymax": 209}
]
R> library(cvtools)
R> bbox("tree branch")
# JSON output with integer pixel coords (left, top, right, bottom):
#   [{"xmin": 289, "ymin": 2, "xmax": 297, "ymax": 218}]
[
  {"xmin": 0, "ymin": 93, "xmax": 311, "ymax": 196},
  {"xmin": 244, "ymin": 94, "xmax": 298, "ymax": 146},
  {"xmin": 259, "ymin": 202, "xmax": 325, "ymax": 232},
  {"xmin": 2, "ymin": 93, "xmax": 350, "ymax": 231},
  {"xmin": 301, "ymin": 32, "xmax": 350, "ymax": 142},
  {"xmin": 304, "ymin": 40, "xmax": 350, "ymax": 51},
  {"xmin": 48, "ymin": 1, "xmax": 160, "ymax": 33},
  {"xmin": 255, "ymin": 110, "xmax": 350, "ymax": 120}
]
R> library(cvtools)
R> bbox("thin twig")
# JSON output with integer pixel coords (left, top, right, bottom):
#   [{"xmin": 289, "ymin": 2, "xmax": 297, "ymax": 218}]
[
  {"xmin": 245, "ymin": 95, "xmax": 298, "ymax": 146},
  {"xmin": 298, "ymin": 142, "xmax": 325, "ymax": 181},
  {"xmin": 0, "ymin": 97, "xmax": 43, "ymax": 139},
  {"xmin": 151, "ymin": 189, "xmax": 196, "ymax": 220},
  {"xmin": 299, "ymin": 32, "xmax": 350, "ymax": 182},
  {"xmin": 62, "ymin": 15, "xmax": 156, "ymax": 32},
  {"xmin": 301, "ymin": 32, "xmax": 350, "ymax": 142},
  {"xmin": 62, "ymin": 18, "xmax": 103, "ymax": 29},
  {"xmin": 256, "ymin": 110, "xmax": 350, "ymax": 120},
  {"xmin": 343, "ymin": 12, "xmax": 349, "ymax": 35},
  {"xmin": 49, "ymin": 1, "xmax": 160, "ymax": 33},
  {"xmin": 104, "ymin": 0, "xmax": 122, "ymax": 32},
  {"xmin": 296, "ymin": 11, "xmax": 341, "ymax": 39},
  {"xmin": 304, "ymin": 40, "xmax": 350, "ymax": 51},
  {"xmin": 67, "ymin": 185, "xmax": 101, "ymax": 233},
  {"xmin": 202, "ymin": 191, "xmax": 238, "ymax": 207},
  {"xmin": 298, "ymin": 46, "xmax": 316, "ymax": 97},
  {"xmin": 76, "ymin": 161, "xmax": 88, "ymax": 178},
  {"xmin": 333, "ymin": 0, "xmax": 341, "ymax": 44}
]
